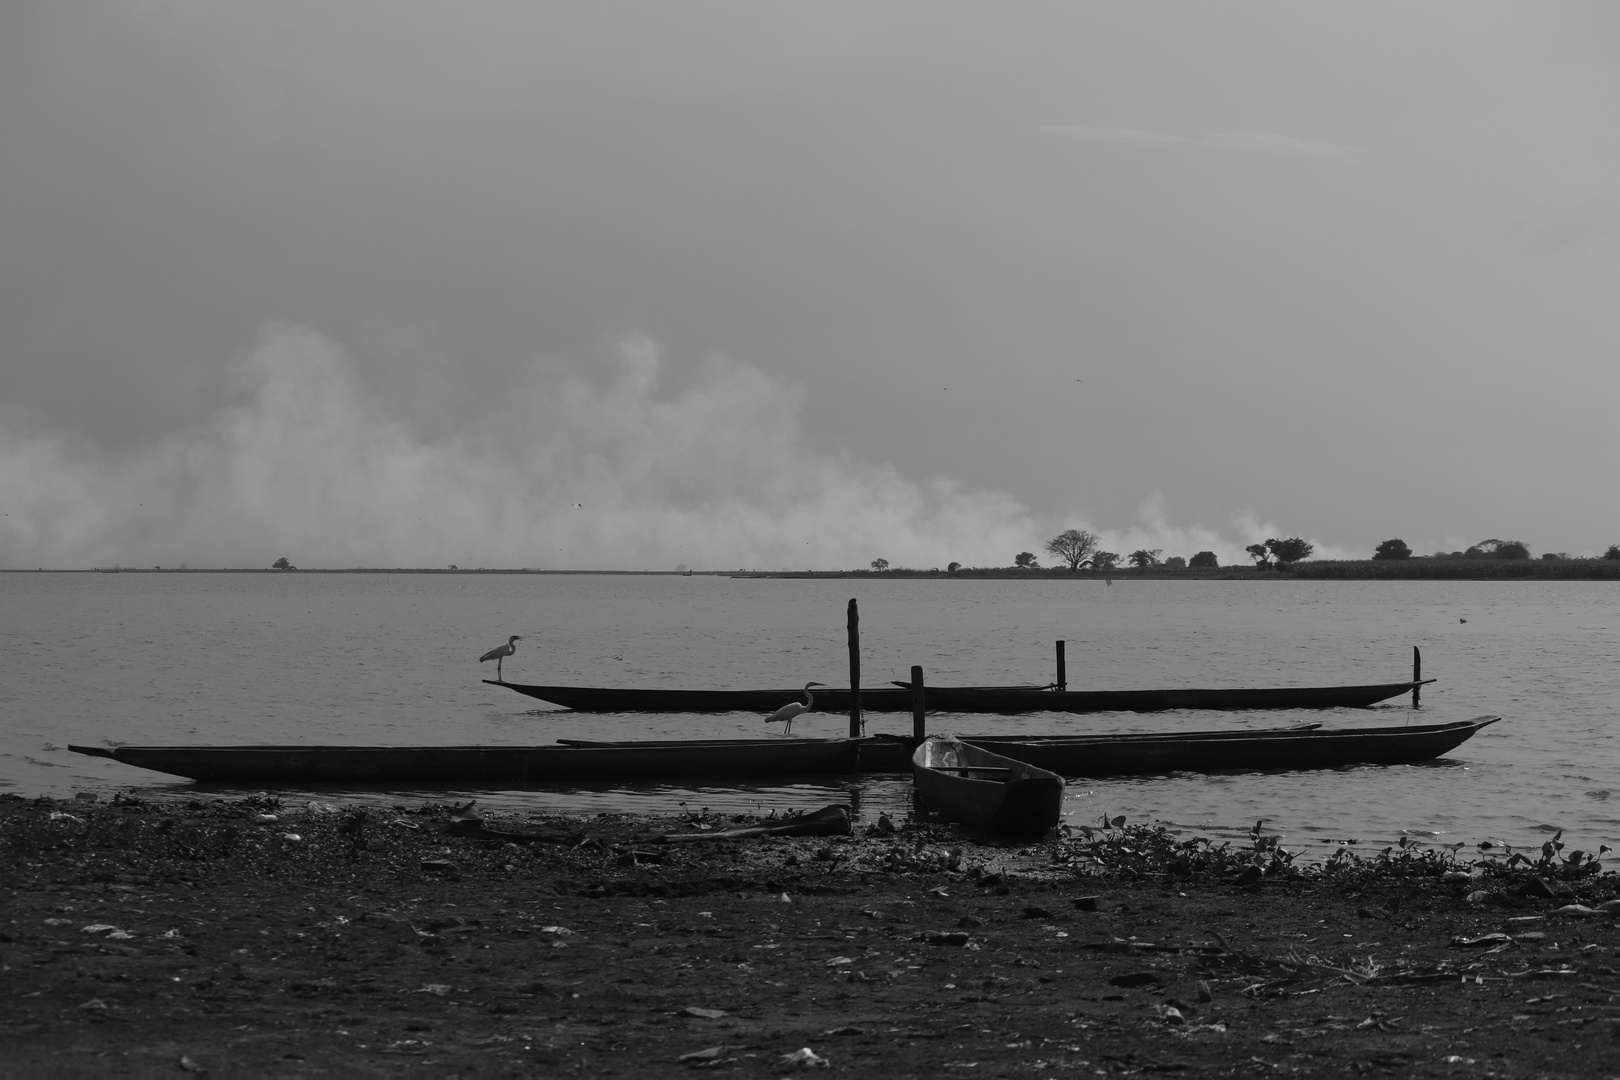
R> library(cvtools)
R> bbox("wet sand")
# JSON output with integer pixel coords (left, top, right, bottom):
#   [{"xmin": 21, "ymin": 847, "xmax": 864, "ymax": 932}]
[{"xmin": 2, "ymin": 793, "xmax": 1616, "ymax": 1076}]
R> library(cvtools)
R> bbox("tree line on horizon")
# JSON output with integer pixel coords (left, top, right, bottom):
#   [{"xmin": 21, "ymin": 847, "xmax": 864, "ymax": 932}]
[{"xmin": 863, "ymin": 534, "xmax": 1620, "ymax": 575}]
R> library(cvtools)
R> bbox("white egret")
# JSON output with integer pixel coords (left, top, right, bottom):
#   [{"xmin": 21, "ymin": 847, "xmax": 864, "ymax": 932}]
[
  {"xmin": 764, "ymin": 682, "xmax": 826, "ymax": 736},
  {"xmin": 479, "ymin": 635, "xmax": 522, "ymax": 680}
]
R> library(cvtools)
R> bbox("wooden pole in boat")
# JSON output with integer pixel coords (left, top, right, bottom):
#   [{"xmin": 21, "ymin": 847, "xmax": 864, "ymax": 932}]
[
  {"xmin": 911, "ymin": 665, "xmax": 926, "ymax": 743},
  {"xmin": 847, "ymin": 599, "xmax": 862, "ymax": 737},
  {"xmin": 1056, "ymin": 640, "xmax": 1066, "ymax": 691},
  {"xmin": 1413, "ymin": 646, "xmax": 1421, "ymax": 707}
]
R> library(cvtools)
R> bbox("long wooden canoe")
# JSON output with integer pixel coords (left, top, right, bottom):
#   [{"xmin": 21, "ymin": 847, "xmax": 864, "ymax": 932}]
[
  {"xmin": 912, "ymin": 737, "xmax": 1065, "ymax": 836},
  {"xmin": 66, "ymin": 717, "xmax": 1496, "ymax": 785},
  {"xmin": 963, "ymin": 716, "xmax": 1500, "ymax": 776},
  {"xmin": 487, "ymin": 678, "xmax": 1432, "ymax": 714},
  {"xmin": 553, "ymin": 727, "xmax": 1324, "ymax": 773},
  {"xmin": 68, "ymin": 737, "xmax": 894, "ymax": 784}
]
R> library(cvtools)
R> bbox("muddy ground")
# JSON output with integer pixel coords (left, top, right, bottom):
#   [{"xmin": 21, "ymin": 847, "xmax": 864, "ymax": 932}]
[{"xmin": 2, "ymin": 792, "xmax": 1617, "ymax": 1077}]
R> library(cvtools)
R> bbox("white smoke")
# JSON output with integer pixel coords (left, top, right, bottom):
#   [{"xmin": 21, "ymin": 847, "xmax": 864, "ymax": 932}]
[{"xmin": 0, "ymin": 325, "xmax": 1332, "ymax": 570}]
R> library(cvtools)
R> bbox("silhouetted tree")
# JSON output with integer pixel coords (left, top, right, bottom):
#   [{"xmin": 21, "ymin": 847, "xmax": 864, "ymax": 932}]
[
  {"xmin": 1014, "ymin": 551, "xmax": 1040, "ymax": 569},
  {"xmin": 1163, "ymin": 555, "xmax": 1186, "ymax": 569},
  {"xmin": 1189, "ymin": 550, "xmax": 1218, "ymax": 568},
  {"xmin": 1372, "ymin": 539, "xmax": 1412, "ymax": 560},
  {"xmin": 272, "ymin": 557, "xmax": 294, "ymax": 571},
  {"xmin": 870, "ymin": 558, "xmax": 890, "ymax": 572},
  {"xmin": 1464, "ymin": 539, "xmax": 1529, "ymax": 559},
  {"xmin": 1266, "ymin": 537, "xmax": 1314, "ymax": 569},
  {"xmin": 1245, "ymin": 543, "xmax": 1272, "ymax": 569},
  {"xmin": 1091, "ymin": 551, "xmax": 1120, "ymax": 570},
  {"xmin": 1605, "ymin": 544, "xmax": 1620, "ymax": 560},
  {"xmin": 1045, "ymin": 529, "xmax": 1100, "ymax": 571},
  {"xmin": 1128, "ymin": 548, "xmax": 1162, "ymax": 568},
  {"xmin": 947, "ymin": 561, "xmax": 962, "ymax": 573}
]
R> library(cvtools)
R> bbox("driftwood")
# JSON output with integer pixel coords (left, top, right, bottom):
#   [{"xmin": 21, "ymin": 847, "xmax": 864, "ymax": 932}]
[
  {"xmin": 440, "ymin": 800, "xmax": 588, "ymax": 846},
  {"xmin": 442, "ymin": 818, "xmax": 587, "ymax": 845},
  {"xmin": 439, "ymin": 801, "xmax": 852, "ymax": 846},
  {"xmin": 656, "ymin": 804, "xmax": 852, "ymax": 844}
]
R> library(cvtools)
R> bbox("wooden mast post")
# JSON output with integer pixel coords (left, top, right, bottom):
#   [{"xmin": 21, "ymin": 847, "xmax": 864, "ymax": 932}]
[
  {"xmin": 848, "ymin": 599, "xmax": 862, "ymax": 737},
  {"xmin": 1056, "ymin": 640, "xmax": 1066, "ymax": 691},
  {"xmin": 1413, "ymin": 646, "xmax": 1421, "ymax": 707},
  {"xmin": 910, "ymin": 665, "xmax": 926, "ymax": 743}
]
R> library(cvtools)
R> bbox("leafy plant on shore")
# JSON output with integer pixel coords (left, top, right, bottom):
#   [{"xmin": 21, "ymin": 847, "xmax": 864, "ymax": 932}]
[
  {"xmin": 1059, "ymin": 815, "xmax": 1303, "ymax": 881},
  {"xmin": 1475, "ymin": 830, "xmax": 1609, "ymax": 883},
  {"xmin": 1322, "ymin": 830, "xmax": 1612, "ymax": 898},
  {"xmin": 1320, "ymin": 833, "xmax": 1467, "ymax": 882}
]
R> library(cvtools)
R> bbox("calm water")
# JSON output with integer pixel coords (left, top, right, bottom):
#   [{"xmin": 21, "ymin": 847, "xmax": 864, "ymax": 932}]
[{"xmin": 3, "ymin": 572, "xmax": 1617, "ymax": 859}]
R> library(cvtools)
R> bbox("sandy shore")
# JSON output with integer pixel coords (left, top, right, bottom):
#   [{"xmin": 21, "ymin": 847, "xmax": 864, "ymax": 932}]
[{"xmin": 3, "ymin": 792, "xmax": 1617, "ymax": 1077}]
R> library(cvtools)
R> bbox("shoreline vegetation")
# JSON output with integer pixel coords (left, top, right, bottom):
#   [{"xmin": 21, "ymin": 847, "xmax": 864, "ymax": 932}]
[
  {"xmin": 14, "ymin": 560, "xmax": 1620, "ymax": 579},
  {"xmin": 4, "ymin": 793, "xmax": 1616, "ymax": 1075}
]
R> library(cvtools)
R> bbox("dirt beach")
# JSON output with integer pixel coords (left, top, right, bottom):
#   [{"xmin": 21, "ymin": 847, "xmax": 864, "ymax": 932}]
[{"xmin": 2, "ymin": 792, "xmax": 1617, "ymax": 1077}]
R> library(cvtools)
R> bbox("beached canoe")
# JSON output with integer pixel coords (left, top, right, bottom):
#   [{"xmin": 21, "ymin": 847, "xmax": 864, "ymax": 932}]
[
  {"xmin": 553, "ymin": 726, "xmax": 1324, "ymax": 773},
  {"xmin": 67, "ymin": 736, "xmax": 898, "ymax": 784},
  {"xmin": 963, "ymin": 716, "xmax": 1501, "ymax": 776},
  {"xmin": 487, "ymin": 679, "xmax": 1431, "ymax": 714},
  {"xmin": 912, "ymin": 737, "xmax": 1066, "ymax": 836}
]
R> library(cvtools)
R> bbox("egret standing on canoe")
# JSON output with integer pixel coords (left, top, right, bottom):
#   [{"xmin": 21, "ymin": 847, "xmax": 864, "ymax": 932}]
[
  {"xmin": 764, "ymin": 682, "xmax": 825, "ymax": 736},
  {"xmin": 480, "ymin": 635, "xmax": 522, "ymax": 681}
]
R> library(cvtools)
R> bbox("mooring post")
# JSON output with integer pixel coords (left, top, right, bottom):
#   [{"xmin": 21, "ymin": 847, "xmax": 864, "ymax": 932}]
[
  {"xmin": 848, "ymin": 599, "xmax": 862, "ymax": 737},
  {"xmin": 911, "ymin": 665, "xmax": 926, "ymax": 743},
  {"xmin": 1056, "ymin": 640, "xmax": 1067, "ymax": 691},
  {"xmin": 1413, "ymin": 646, "xmax": 1422, "ymax": 708}
]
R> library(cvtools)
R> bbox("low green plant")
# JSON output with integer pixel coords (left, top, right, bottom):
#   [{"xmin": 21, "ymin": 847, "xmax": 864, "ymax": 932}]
[
  {"xmin": 1477, "ymin": 830, "xmax": 1609, "ymax": 883},
  {"xmin": 1058, "ymin": 814, "xmax": 1302, "ymax": 881}
]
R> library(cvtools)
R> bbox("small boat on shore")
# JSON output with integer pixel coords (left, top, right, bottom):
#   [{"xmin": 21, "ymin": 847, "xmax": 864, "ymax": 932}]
[
  {"xmin": 68, "ymin": 736, "xmax": 903, "ymax": 785},
  {"xmin": 487, "ymin": 678, "xmax": 1431, "ymax": 714},
  {"xmin": 912, "ymin": 737, "xmax": 1065, "ymax": 836},
  {"xmin": 964, "ymin": 716, "xmax": 1500, "ymax": 776}
]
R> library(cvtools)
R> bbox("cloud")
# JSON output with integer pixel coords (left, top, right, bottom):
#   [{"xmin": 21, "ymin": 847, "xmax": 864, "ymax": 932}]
[
  {"xmin": 1045, "ymin": 125, "xmax": 1362, "ymax": 162},
  {"xmin": 1042, "ymin": 126, "xmax": 1188, "ymax": 148},
  {"xmin": 0, "ymin": 326, "xmax": 1353, "ymax": 571},
  {"xmin": 1512, "ymin": 195, "xmax": 1620, "ymax": 251},
  {"xmin": 1200, "ymin": 130, "xmax": 1362, "ymax": 163},
  {"xmin": 0, "ymin": 325, "xmax": 1046, "ymax": 570}
]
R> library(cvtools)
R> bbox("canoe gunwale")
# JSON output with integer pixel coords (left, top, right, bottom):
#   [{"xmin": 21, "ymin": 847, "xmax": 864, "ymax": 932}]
[
  {"xmin": 489, "ymin": 678, "xmax": 1432, "ymax": 714},
  {"xmin": 961, "ymin": 716, "xmax": 1500, "ymax": 777}
]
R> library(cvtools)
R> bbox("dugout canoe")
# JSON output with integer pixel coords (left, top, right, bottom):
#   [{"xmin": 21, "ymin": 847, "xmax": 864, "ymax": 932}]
[
  {"xmin": 67, "ymin": 736, "xmax": 899, "ymax": 785},
  {"xmin": 912, "ymin": 737, "xmax": 1066, "ymax": 836},
  {"xmin": 484, "ymin": 682, "xmax": 1044, "ymax": 713},
  {"xmin": 485, "ymin": 678, "xmax": 1431, "ymax": 714},
  {"xmin": 553, "ymin": 726, "xmax": 1324, "ymax": 772},
  {"xmin": 962, "ymin": 716, "xmax": 1500, "ymax": 776}
]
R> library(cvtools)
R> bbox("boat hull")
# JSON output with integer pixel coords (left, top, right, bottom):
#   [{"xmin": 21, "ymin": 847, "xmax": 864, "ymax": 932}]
[
  {"xmin": 912, "ymin": 737, "xmax": 1065, "ymax": 836},
  {"xmin": 67, "ymin": 718, "xmax": 1496, "ymax": 785},
  {"xmin": 489, "ymin": 679, "xmax": 1429, "ymax": 714},
  {"xmin": 68, "ymin": 737, "xmax": 892, "ymax": 784},
  {"xmin": 963, "ymin": 717, "xmax": 1500, "ymax": 776}
]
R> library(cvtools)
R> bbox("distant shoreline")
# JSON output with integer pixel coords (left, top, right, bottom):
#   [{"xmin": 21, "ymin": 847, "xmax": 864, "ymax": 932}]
[{"xmin": 7, "ymin": 560, "xmax": 1619, "ymax": 580}]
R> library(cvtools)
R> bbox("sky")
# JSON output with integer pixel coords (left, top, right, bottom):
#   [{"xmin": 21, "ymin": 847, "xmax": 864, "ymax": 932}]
[{"xmin": 2, "ymin": 2, "xmax": 1617, "ymax": 570}]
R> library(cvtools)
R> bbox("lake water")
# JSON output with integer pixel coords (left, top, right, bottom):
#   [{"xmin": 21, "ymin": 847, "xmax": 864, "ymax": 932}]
[{"xmin": 4, "ymin": 572, "xmax": 1617, "ymax": 860}]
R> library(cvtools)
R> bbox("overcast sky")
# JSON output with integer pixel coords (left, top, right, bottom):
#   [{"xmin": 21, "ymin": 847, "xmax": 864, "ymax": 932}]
[{"xmin": 2, "ymin": 2, "xmax": 1617, "ymax": 570}]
